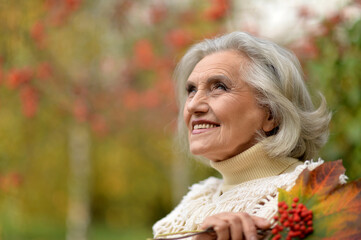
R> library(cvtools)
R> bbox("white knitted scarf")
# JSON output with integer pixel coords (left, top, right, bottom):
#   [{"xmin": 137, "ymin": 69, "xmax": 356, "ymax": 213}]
[{"xmin": 153, "ymin": 160, "xmax": 323, "ymax": 237}]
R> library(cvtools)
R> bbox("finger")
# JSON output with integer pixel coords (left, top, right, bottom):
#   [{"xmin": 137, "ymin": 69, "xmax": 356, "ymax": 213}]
[
  {"xmin": 220, "ymin": 214, "xmax": 243, "ymax": 240},
  {"xmin": 251, "ymin": 215, "xmax": 271, "ymax": 229},
  {"xmin": 193, "ymin": 232, "xmax": 215, "ymax": 240},
  {"xmin": 201, "ymin": 216, "xmax": 230, "ymax": 240},
  {"xmin": 236, "ymin": 213, "xmax": 258, "ymax": 240}
]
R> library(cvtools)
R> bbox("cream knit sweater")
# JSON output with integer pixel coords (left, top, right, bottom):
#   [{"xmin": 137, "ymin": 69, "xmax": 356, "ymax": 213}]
[{"xmin": 153, "ymin": 143, "xmax": 323, "ymax": 238}]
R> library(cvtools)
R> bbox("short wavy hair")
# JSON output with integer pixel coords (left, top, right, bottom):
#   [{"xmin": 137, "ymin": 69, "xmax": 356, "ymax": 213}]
[{"xmin": 174, "ymin": 31, "xmax": 331, "ymax": 161}]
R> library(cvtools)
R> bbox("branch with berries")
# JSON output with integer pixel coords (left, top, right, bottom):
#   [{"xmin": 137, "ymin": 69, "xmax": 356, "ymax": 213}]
[
  {"xmin": 271, "ymin": 160, "xmax": 361, "ymax": 239},
  {"xmin": 271, "ymin": 198, "xmax": 313, "ymax": 240}
]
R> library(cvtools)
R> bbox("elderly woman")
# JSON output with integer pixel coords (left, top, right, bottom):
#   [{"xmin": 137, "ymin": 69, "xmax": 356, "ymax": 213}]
[{"xmin": 152, "ymin": 32, "xmax": 331, "ymax": 240}]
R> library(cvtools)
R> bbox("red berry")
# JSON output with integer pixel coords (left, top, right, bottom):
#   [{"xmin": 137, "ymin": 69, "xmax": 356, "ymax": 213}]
[
  {"xmin": 272, "ymin": 228, "xmax": 279, "ymax": 235},
  {"xmin": 272, "ymin": 233, "xmax": 281, "ymax": 240},
  {"xmin": 304, "ymin": 215, "xmax": 312, "ymax": 221},
  {"xmin": 293, "ymin": 197, "xmax": 299, "ymax": 203},
  {"xmin": 291, "ymin": 203, "xmax": 297, "ymax": 208},
  {"xmin": 278, "ymin": 202, "xmax": 284, "ymax": 208},
  {"xmin": 307, "ymin": 220, "xmax": 313, "ymax": 226},
  {"xmin": 293, "ymin": 214, "xmax": 301, "ymax": 222},
  {"xmin": 288, "ymin": 230, "xmax": 299, "ymax": 237},
  {"xmin": 273, "ymin": 215, "xmax": 279, "ymax": 221},
  {"xmin": 301, "ymin": 210, "xmax": 309, "ymax": 218}
]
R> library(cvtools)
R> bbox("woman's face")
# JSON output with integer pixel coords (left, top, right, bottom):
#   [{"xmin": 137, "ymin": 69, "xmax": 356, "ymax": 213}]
[{"xmin": 183, "ymin": 50, "xmax": 274, "ymax": 161}]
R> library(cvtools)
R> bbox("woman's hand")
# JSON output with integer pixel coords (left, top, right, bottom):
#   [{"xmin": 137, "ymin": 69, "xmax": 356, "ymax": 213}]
[{"xmin": 194, "ymin": 212, "xmax": 270, "ymax": 240}]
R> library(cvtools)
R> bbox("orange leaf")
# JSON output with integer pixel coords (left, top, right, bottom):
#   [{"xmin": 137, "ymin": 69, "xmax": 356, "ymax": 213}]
[{"xmin": 278, "ymin": 161, "xmax": 361, "ymax": 239}]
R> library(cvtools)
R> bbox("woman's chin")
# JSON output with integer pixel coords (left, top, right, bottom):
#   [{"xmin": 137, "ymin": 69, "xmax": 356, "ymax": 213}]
[
  {"xmin": 189, "ymin": 146, "xmax": 222, "ymax": 161},
  {"xmin": 189, "ymin": 145, "xmax": 210, "ymax": 158}
]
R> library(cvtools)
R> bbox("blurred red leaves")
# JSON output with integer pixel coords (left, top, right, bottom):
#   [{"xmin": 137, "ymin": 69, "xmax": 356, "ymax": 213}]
[
  {"xmin": 6, "ymin": 68, "xmax": 34, "ymax": 89},
  {"xmin": 4, "ymin": 66, "xmax": 42, "ymax": 118},
  {"xmin": 142, "ymin": 89, "xmax": 160, "ymax": 109},
  {"xmin": 290, "ymin": 37, "xmax": 320, "ymax": 60},
  {"xmin": 297, "ymin": 6, "xmax": 314, "ymax": 19},
  {"xmin": 90, "ymin": 114, "xmax": 108, "ymax": 137},
  {"xmin": 0, "ymin": 58, "xmax": 3, "ymax": 85},
  {"xmin": 204, "ymin": 0, "xmax": 230, "ymax": 21},
  {"xmin": 165, "ymin": 29, "xmax": 192, "ymax": 50},
  {"xmin": 134, "ymin": 39, "xmax": 155, "ymax": 69},
  {"xmin": 150, "ymin": 4, "xmax": 167, "ymax": 24},
  {"xmin": 43, "ymin": 0, "xmax": 82, "ymax": 27},
  {"xmin": 111, "ymin": 0, "xmax": 133, "ymax": 26},
  {"xmin": 122, "ymin": 88, "xmax": 162, "ymax": 111},
  {"xmin": 65, "ymin": 0, "xmax": 82, "ymax": 11},
  {"xmin": 73, "ymin": 98, "xmax": 88, "ymax": 122},
  {"xmin": 178, "ymin": 10, "xmax": 196, "ymax": 24},
  {"xmin": 323, "ymin": 13, "xmax": 345, "ymax": 36},
  {"xmin": 5, "ymin": 0, "xmax": 237, "ymax": 135},
  {"xmin": 123, "ymin": 90, "xmax": 140, "ymax": 111},
  {"xmin": 0, "ymin": 172, "xmax": 23, "ymax": 192},
  {"xmin": 20, "ymin": 85, "xmax": 39, "ymax": 118},
  {"xmin": 36, "ymin": 62, "xmax": 53, "ymax": 81},
  {"xmin": 30, "ymin": 21, "xmax": 46, "ymax": 48}
]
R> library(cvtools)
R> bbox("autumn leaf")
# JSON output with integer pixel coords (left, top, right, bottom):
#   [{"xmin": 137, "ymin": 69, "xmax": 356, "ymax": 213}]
[{"xmin": 278, "ymin": 160, "xmax": 361, "ymax": 239}]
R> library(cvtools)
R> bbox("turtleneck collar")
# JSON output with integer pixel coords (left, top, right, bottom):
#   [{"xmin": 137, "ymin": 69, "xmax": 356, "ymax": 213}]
[{"xmin": 210, "ymin": 142, "xmax": 301, "ymax": 193}]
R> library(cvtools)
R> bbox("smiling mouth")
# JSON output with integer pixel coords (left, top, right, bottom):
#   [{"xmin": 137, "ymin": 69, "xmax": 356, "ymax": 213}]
[{"xmin": 193, "ymin": 123, "xmax": 220, "ymax": 130}]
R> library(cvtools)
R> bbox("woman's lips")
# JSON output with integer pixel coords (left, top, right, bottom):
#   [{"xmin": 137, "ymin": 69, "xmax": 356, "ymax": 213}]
[
  {"xmin": 191, "ymin": 120, "xmax": 220, "ymax": 134},
  {"xmin": 192, "ymin": 126, "xmax": 220, "ymax": 134}
]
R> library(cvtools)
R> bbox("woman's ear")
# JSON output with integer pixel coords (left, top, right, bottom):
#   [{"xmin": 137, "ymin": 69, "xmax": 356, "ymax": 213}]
[{"xmin": 262, "ymin": 109, "xmax": 277, "ymax": 133}]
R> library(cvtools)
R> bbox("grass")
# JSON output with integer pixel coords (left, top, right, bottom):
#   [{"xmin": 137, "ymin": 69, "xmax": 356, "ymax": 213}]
[
  {"xmin": 89, "ymin": 223, "xmax": 152, "ymax": 240},
  {"xmin": 0, "ymin": 220, "xmax": 152, "ymax": 240}
]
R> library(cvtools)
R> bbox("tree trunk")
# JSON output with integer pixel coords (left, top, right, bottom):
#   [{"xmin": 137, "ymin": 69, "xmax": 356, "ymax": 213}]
[{"xmin": 66, "ymin": 123, "xmax": 91, "ymax": 240}]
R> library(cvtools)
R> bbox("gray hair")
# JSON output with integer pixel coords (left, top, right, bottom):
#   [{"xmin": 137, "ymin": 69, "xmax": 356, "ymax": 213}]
[{"xmin": 174, "ymin": 31, "xmax": 331, "ymax": 161}]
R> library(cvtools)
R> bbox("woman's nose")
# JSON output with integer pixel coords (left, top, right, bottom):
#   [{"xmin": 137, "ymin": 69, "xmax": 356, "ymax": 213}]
[{"xmin": 186, "ymin": 91, "xmax": 209, "ymax": 114}]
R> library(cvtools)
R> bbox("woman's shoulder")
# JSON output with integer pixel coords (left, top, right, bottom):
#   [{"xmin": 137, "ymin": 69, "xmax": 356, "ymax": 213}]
[
  {"xmin": 152, "ymin": 177, "xmax": 223, "ymax": 234},
  {"xmin": 183, "ymin": 176, "xmax": 222, "ymax": 200},
  {"xmin": 222, "ymin": 159, "xmax": 325, "ymax": 197},
  {"xmin": 189, "ymin": 176, "xmax": 222, "ymax": 190},
  {"xmin": 294, "ymin": 158, "xmax": 324, "ymax": 172}
]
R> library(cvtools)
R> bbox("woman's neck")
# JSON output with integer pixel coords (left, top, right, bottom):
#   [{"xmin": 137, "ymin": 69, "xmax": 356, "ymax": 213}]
[{"xmin": 210, "ymin": 142, "xmax": 301, "ymax": 192}]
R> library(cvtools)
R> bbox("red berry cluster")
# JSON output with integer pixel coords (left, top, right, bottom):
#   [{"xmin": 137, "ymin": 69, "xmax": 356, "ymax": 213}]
[{"xmin": 271, "ymin": 197, "xmax": 313, "ymax": 240}]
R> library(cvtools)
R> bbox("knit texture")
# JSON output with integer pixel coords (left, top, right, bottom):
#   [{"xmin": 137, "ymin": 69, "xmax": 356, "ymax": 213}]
[
  {"xmin": 211, "ymin": 143, "xmax": 302, "ymax": 192},
  {"xmin": 152, "ymin": 144, "xmax": 323, "ymax": 238}
]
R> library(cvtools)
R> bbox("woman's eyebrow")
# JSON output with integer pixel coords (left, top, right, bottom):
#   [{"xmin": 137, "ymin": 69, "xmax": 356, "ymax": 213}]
[
  {"xmin": 185, "ymin": 79, "xmax": 195, "ymax": 86},
  {"xmin": 185, "ymin": 74, "xmax": 232, "ymax": 87},
  {"xmin": 207, "ymin": 74, "xmax": 232, "ymax": 84}
]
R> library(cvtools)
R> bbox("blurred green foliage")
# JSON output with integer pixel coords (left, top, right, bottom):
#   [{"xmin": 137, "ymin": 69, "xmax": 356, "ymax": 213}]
[{"xmin": 304, "ymin": 18, "xmax": 361, "ymax": 180}]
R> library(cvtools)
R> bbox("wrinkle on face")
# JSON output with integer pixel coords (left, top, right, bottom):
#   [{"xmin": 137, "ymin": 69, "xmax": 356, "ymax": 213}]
[{"xmin": 183, "ymin": 50, "xmax": 269, "ymax": 161}]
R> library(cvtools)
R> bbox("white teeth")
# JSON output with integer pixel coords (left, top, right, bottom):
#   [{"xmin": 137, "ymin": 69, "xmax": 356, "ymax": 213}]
[{"xmin": 193, "ymin": 124, "xmax": 217, "ymax": 129}]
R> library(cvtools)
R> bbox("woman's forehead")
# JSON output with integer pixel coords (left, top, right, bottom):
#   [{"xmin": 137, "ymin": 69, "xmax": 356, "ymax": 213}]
[{"xmin": 188, "ymin": 50, "xmax": 249, "ymax": 81}]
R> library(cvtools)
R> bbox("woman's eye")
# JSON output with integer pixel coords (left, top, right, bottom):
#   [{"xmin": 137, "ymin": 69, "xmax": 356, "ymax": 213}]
[
  {"xmin": 186, "ymin": 85, "xmax": 197, "ymax": 96},
  {"xmin": 213, "ymin": 82, "xmax": 228, "ymax": 91}
]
